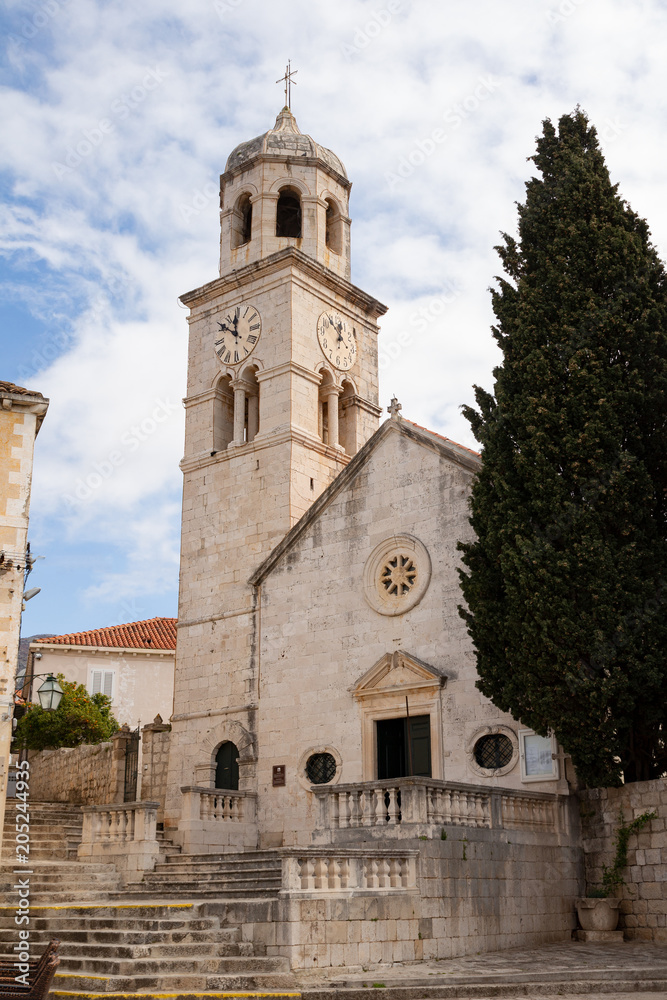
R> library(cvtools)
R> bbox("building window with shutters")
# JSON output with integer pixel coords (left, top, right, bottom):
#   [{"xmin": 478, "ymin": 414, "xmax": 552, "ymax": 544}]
[{"xmin": 88, "ymin": 668, "xmax": 115, "ymax": 702}]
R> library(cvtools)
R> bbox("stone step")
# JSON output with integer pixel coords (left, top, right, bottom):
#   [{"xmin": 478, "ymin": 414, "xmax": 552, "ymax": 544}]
[
  {"xmin": 0, "ymin": 902, "xmax": 202, "ymax": 918},
  {"xmin": 51, "ymin": 969, "xmax": 298, "ymax": 994},
  {"xmin": 0, "ymin": 913, "xmax": 219, "ymax": 932},
  {"xmin": 0, "ymin": 919, "xmax": 241, "ymax": 951},
  {"xmin": 5, "ymin": 893, "xmax": 125, "ymax": 905},
  {"xmin": 153, "ymin": 862, "xmax": 281, "ymax": 876},
  {"xmin": 1, "ymin": 860, "xmax": 113, "ymax": 872},
  {"xmin": 142, "ymin": 869, "xmax": 281, "ymax": 885},
  {"xmin": 296, "ymin": 981, "xmax": 667, "ymax": 1000},
  {"xmin": 158, "ymin": 854, "xmax": 279, "ymax": 868},
  {"xmin": 0, "ymin": 938, "xmax": 256, "ymax": 960},
  {"xmin": 0, "ymin": 871, "xmax": 120, "ymax": 886},
  {"xmin": 48, "ymin": 954, "xmax": 290, "ymax": 976},
  {"xmin": 169, "ymin": 850, "xmax": 280, "ymax": 863},
  {"xmin": 115, "ymin": 887, "xmax": 281, "ymax": 900}
]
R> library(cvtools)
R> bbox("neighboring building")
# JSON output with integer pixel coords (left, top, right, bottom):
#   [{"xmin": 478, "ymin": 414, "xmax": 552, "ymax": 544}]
[
  {"xmin": 0, "ymin": 380, "xmax": 49, "ymax": 854},
  {"xmin": 28, "ymin": 617, "xmax": 176, "ymax": 729},
  {"xmin": 162, "ymin": 106, "xmax": 571, "ymax": 852}
]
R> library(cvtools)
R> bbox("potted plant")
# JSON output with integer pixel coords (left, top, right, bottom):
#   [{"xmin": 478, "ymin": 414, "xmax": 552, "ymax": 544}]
[{"xmin": 577, "ymin": 809, "xmax": 656, "ymax": 931}]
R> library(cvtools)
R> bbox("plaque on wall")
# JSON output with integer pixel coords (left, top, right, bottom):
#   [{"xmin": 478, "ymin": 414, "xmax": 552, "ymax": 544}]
[{"xmin": 272, "ymin": 765, "xmax": 286, "ymax": 787}]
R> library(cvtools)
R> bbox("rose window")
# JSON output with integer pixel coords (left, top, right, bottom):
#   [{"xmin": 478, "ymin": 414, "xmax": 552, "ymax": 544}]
[
  {"xmin": 363, "ymin": 534, "xmax": 431, "ymax": 617},
  {"xmin": 381, "ymin": 555, "xmax": 417, "ymax": 596}
]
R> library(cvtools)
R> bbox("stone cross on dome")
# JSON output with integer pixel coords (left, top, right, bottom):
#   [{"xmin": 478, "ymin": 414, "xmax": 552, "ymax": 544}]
[
  {"xmin": 276, "ymin": 60, "xmax": 298, "ymax": 108},
  {"xmin": 388, "ymin": 397, "xmax": 402, "ymax": 419}
]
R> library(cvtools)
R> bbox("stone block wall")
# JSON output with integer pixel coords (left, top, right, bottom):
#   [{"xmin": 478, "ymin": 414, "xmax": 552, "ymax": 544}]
[
  {"xmin": 28, "ymin": 742, "xmax": 115, "ymax": 804},
  {"xmin": 216, "ymin": 821, "xmax": 583, "ymax": 970},
  {"xmin": 579, "ymin": 778, "xmax": 667, "ymax": 941},
  {"xmin": 27, "ymin": 723, "xmax": 172, "ymax": 813}
]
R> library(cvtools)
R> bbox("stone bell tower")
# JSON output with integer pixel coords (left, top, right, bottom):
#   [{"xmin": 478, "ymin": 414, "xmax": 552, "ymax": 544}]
[{"xmin": 164, "ymin": 106, "xmax": 387, "ymax": 834}]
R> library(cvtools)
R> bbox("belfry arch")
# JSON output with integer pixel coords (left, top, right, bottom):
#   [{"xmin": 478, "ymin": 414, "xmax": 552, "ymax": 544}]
[{"xmin": 276, "ymin": 186, "xmax": 302, "ymax": 238}]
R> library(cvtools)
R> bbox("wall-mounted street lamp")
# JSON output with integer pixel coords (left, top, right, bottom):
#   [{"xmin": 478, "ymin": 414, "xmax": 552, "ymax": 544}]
[{"xmin": 35, "ymin": 675, "xmax": 63, "ymax": 712}]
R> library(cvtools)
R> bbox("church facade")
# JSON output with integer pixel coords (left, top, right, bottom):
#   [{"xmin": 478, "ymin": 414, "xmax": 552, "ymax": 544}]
[{"xmin": 163, "ymin": 106, "xmax": 571, "ymax": 853}]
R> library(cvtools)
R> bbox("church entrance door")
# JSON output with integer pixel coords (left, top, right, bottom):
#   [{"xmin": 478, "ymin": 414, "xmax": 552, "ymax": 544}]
[
  {"xmin": 215, "ymin": 741, "xmax": 240, "ymax": 790},
  {"xmin": 376, "ymin": 715, "xmax": 431, "ymax": 779}
]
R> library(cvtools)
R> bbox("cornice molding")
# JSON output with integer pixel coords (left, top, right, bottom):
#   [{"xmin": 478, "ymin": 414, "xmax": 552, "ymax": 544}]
[{"xmin": 179, "ymin": 247, "xmax": 386, "ymax": 319}]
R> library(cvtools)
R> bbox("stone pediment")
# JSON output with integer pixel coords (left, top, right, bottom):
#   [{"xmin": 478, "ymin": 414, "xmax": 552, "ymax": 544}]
[{"xmin": 352, "ymin": 650, "xmax": 446, "ymax": 701}]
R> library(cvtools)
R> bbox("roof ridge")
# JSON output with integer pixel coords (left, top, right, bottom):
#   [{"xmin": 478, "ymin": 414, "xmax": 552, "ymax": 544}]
[{"xmin": 402, "ymin": 418, "xmax": 481, "ymax": 458}]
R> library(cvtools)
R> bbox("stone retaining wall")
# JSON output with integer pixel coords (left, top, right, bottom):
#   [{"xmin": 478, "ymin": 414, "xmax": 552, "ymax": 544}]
[
  {"xmin": 28, "ymin": 741, "xmax": 115, "ymax": 804},
  {"xmin": 580, "ymin": 778, "xmax": 667, "ymax": 941},
  {"xmin": 222, "ymin": 818, "xmax": 584, "ymax": 968},
  {"xmin": 28, "ymin": 721, "xmax": 172, "ymax": 811}
]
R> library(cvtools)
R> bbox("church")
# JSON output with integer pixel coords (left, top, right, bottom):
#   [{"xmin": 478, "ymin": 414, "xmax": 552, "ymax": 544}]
[{"xmin": 162, "ymin": 102, "xmax": 572, "ymax": 854}]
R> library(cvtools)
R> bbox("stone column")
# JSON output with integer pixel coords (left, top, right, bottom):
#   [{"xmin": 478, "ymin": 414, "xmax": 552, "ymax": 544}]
[
  {"xmin": 232, "ymin": 384, "xmax": 246, "ymax": 447},
  {"xmin": 247, "ymin": 392, "xmax": 259, "ymax": 442},
  {"xmin": 141, "ymin": 715, "xmax": 171, "ymax": 815},
  {"xmin": 326, "ymin": 387, "xmax": 342, "ymax": 449}
]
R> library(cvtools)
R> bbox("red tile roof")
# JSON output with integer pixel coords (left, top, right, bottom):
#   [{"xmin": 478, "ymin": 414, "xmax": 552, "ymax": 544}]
[
  {"xmin": 403, "ymin": 418, "xmax": 481, "ymax": 458},
  {"xmin": 32, "ymin": 617, "xmax": 177, "ymax": 651},
  {"xmin": 0, "ymin": 381, "xmax": 45, "ymax": 397}
]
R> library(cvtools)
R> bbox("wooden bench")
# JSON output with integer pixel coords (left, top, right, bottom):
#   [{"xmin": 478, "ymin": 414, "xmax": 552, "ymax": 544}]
[{"xmin": 0, "ymin": 940, "xmax": 60, "ymax": 999}]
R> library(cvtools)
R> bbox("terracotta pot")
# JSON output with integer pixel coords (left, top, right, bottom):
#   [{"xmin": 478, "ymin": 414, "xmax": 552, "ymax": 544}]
[{"xmin": 575, "ymin": 897, "xmax": 621, "ymax": 931}]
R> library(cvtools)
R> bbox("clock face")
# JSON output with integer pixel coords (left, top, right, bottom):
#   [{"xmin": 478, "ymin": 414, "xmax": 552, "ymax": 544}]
[
  {"xmin": 213, "ymin": 304, "xmax": 261, "ymax": 365},
  {"xmin": 317, "ymin": 311, "xmax": 357, "ymax": 371}
]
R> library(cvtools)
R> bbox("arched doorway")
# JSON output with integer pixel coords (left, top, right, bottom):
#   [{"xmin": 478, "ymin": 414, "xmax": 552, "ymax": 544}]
[{"xmin": 215, "ymin": 741, "xmax": 240, "ymax": 790}]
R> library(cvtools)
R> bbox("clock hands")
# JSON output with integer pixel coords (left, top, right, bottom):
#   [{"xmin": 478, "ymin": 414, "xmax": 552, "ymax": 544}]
[{"xmin": 217, "ymin": 316, "xmax": 242, "ymax": 341}]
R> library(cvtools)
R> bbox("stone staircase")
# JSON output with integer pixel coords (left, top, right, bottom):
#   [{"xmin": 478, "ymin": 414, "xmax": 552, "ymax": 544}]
[
  {"xmin": 0, "ymin": 800, "xmax": 291, "ymax": 993},
  {"xmin": 124, "ymin": 848, "xmax": 282, "ymax": 899},
  {"xmin": 2, "ymin": 799, "xmax": 83, "ymax": 861},
  {"xmin": 0, "ymin": 902, "xmax": 293, "ymax": 994}
]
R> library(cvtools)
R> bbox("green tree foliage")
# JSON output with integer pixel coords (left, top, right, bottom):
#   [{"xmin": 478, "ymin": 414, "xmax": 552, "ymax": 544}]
[
  {"xmin": 458, "ymin": 109, "xmax": 667, "ymax": 788},
  {"xmin": 13, "ymin": 675, "xmax": 119, "ymax": 751}
]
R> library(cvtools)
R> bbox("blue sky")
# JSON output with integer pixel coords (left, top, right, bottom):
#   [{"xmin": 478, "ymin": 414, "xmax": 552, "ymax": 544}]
[{"xmin": 2, "ymin": 0, "xmax": 667, "ymax": 638}]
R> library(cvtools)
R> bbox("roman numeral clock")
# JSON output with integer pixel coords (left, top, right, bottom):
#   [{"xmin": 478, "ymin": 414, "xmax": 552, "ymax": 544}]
[{"xmin": 213, "ymin": 304, "xmax": 262, "ymax": 365}]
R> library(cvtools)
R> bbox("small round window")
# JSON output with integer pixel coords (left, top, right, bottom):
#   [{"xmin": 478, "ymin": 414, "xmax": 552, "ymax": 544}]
[
  {"xmin": 306, "ymin": 752, "xmax": 337, "ymax": 785},
  {"xmin": 474, "ymin": 734, "xmax": 514, "ymax": 770}
]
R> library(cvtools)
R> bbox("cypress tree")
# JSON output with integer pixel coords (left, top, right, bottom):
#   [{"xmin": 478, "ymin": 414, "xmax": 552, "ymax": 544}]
[{"xmin": 458, "ymin": 109, "xmax": 667, "ymax": 787}]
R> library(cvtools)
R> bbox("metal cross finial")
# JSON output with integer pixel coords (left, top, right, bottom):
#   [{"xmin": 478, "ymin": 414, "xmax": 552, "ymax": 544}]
[
  {"xmin": 388, "ymin": 396, "xmax": 402, "ymax": 419},
  {"xmin": 276, "ymin": 60, "xmax": 298, "ymax": 108}
]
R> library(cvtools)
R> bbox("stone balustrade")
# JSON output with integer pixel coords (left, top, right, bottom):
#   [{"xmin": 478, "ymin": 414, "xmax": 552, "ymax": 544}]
[
  {"xmin": 181, "ymin": 785, "xmax": 256, "ymax": 823},
  {"xmin": 501, "ymin": 792, "xmax": 559, "ymax": 831},
  {"xmin": 178, "ymin": 785, "xmax": 258, "ymax": 852},
  {"xmin": 280, "ymin": 847, "xmax": 418, "ymax": 895},
  {"xmin": 78, "ymin": 801, "xmax": 161, "ymax": 878},
  {"xmin": 312, "ymin": 777, "xmax": 565, "ymax": 842},
  {"xmin": 81, "ymin": 800, "xmax": 158, "ymax": 845}
]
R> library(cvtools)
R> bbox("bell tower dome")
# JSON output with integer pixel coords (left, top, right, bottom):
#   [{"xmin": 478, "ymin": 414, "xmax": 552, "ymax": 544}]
[{"xmin": 220, "ymin": 106, "xmax": 351, "ymax": 281}]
